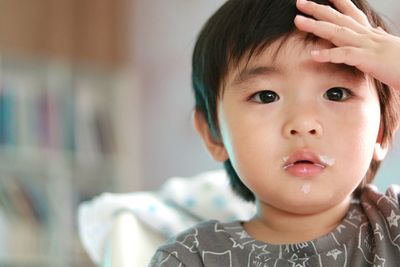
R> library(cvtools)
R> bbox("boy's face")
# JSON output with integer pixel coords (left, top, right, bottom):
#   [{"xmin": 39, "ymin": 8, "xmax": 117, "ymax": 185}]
[{"xmin": 210, "ymin": 35, "xmax": 383, "ymax": 214}]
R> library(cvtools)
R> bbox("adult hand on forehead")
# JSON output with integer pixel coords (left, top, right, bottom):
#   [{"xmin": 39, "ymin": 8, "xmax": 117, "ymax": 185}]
[{"xmin": 294, "ymin": 0, "xmax": 400, "ymax": 90}]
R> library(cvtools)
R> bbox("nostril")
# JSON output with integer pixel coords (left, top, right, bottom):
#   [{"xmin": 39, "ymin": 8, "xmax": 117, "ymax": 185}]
[{"xmin": 289, "ymin": 129, "xmax": 317, "ymax": 135}]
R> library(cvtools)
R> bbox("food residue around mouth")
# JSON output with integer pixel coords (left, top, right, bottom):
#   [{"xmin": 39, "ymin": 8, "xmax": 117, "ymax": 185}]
[{"xmin": 301, "ymin": 183, "xmax": 311, "ymax": 194}]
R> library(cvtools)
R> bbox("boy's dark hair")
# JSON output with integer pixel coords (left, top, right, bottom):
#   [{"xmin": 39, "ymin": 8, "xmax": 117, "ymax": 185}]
[{"xmin": 192, "ymin": 0, "xmax": 400, "ymax": 201}]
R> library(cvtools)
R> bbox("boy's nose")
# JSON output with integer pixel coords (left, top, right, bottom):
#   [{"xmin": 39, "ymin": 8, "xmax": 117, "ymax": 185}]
[{"xmin": 283, "ymin": 120, "xmax": 323, "ymax": 139}]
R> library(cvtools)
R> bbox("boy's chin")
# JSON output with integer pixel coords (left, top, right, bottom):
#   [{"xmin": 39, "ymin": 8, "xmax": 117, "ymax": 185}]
[{"xmin": 264, "ymin": 191, "xmax": 351, "ymax": 215}]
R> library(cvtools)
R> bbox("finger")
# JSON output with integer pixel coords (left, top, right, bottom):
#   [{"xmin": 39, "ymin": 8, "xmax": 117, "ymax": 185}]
[
  {"xmin": 295, "ymin": 15, "xmax": 362, "ymax": 47},
  {"xmin": 296, "ymin": 0, "xmax": 367, "ymax": 34},
  {"xmin": 328, "ymin": 0, "xmax": 370, "ymax": 26},
  {"xmin": 311, "ymin": 47, "xmax": 363, "ymax": 67},
  {"xmin": 372, "ymin": 26, "xmax": 389, "ymax": 35}
]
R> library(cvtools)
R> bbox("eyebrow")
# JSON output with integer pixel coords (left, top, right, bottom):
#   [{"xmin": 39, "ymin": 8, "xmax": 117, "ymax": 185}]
[{"xmin": 233, "ymin": 65, "xmax": 280, "ymax": 86}]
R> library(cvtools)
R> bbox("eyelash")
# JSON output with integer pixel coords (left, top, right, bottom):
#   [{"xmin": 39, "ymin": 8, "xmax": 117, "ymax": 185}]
[{"xmin": 249, "ymin": 87, "xmax": 355, "ymax": 104}]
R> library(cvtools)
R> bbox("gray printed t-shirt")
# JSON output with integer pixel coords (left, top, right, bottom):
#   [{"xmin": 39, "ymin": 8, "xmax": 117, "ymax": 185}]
[{"xmin": 149, "ymin": 185, "xmax": 400, "ymax": 266}]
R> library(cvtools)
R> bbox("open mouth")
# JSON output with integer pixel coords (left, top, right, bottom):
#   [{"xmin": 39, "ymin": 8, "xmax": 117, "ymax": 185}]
[
  {"xmin": 294, "ymin": 160, "xmax": 313, "ymax": 164},
  {"xmin": 283, "ymin": 150, "xmax": 330, "ymax": 177},
  {"xmin": 292, "ymin": 160, "xmax": 325, "ymax": 168}
]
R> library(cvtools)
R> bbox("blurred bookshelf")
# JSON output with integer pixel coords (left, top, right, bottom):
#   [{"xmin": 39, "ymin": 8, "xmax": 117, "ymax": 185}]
[
  {"xmin": 0, "ymin": 53, "xmax": 135, "ymax": 267},
  {"xmin": 0, "ymin": 0, "xmax": 135, "ymax": 265}
]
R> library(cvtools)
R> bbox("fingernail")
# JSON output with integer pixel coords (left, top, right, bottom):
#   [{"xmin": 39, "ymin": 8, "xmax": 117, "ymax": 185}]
[
  {"xmin": 297, "ymin": 0, "xmax": 307, "ymax": 5},
  {"xmin": 295, "ymin": 15, "xmax": 307, "ymax": 22},
  {"xmin": 311, "ymin": 50, "xmax": 321, "ymax": 57}
]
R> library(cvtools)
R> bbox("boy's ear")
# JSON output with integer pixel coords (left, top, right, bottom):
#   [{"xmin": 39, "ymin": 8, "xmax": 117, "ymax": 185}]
[
  {"xmin": 193, "ymin": 109, "xmax": 228, "ymax": 162},
  {"xmin": 373, "ymin": 123, "xmax": 388, "ymax": 161}
]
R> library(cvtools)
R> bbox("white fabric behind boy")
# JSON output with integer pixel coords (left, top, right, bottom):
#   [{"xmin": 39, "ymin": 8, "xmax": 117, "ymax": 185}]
[{"xmin": 78, "ymin": 169, "xmax": 256, "ymax": 265}]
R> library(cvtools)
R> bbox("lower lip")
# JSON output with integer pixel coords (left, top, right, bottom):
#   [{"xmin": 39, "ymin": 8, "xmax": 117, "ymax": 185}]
[{"xmin": 284, "ymin": 163, "xmax": 325, "ymax": 177}]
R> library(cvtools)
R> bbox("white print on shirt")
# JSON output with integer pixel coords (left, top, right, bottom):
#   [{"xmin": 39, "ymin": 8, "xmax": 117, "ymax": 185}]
[
  {"xmin": 382, "ymin": 215, "xmax": 400, "ymax": 252},
  {"xmin": 392, "ymin": 233, "xmax": 400, "ymax": 252},
  {"xmin": 373, "ymin": 223, "xmax": 384, "ymax": 241},
  {"xmin": 288, "ymin": 253, "xmax": 310, "ymax": 267},
  {"xmin": 283, "ymin": 243, "xmax": 312, "ymax": 254},
  {"xmin": 202, "ymin": 250, "xmax": 232, "ymax": 267},
  {"xmin": 358, "ymin": 223, "xmax": 378, "ymax": 264},
  {"xmin": 177, "ymin": 228, "xmax": 199, "ymax": 253},
  {"xmin": 236, "ymin": 230, "xmax": 250, "ymax": 239},
  {"xmin": 326, "ymin": 248, "xmax": 342, "ymax": 260},
  {"xmin": 349, "ymin": 209, "xmax": 364, "ymax": 222},
  {"xmin": 372, "ymin": 193, "xmax": 400, "ymax": 253},
  {"xmin": 373, "ymin": 254, "xmax": 386, "ymax": 267},
  {"xmin": 215, "ymin": 222, "xmax": 240, "ymax": 234},
  {"xmin": 324, "ymin": 244, "xmax": 348, "ymax": 266},
  {"xmin": 229, "ymin": 237, "xmax": 255, "ymax": 250},
  {"xmin": 159, "ymin": 251, "xmax": 182, "ymax": 266},
  {"xmin": 246, "ymin": 244, "xmax": 273, "ymax": 267},
  {"xmin": 215, "ymin": 223, "xmax": 255, "ymax": 249},
  {"xmin": 336, "ymin": 224, "xmax": 347, "ymax": 234},
  {"xmin": 387, "ymin": 210, "xmax": 400, "ymax": 228},
  {"xmin": 379, "ymin": 189, "xmax": 399, "ymax": 208}
]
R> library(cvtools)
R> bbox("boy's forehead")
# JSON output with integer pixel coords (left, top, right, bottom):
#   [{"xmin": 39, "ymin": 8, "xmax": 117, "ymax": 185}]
[{"xmin": 227, "ymin": 34, "xmax": 362, "ymax": 85}]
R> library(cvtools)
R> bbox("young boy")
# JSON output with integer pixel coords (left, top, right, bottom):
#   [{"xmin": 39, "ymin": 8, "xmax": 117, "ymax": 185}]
[{"xmin": 150, "ymin": 0, "xmax": 400, "ymax": 265}]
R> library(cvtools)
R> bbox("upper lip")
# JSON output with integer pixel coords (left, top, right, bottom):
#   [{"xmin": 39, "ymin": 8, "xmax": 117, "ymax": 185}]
[{"xmin": 283, "ymin": 149, "xmax": 326, "ymax": 169}]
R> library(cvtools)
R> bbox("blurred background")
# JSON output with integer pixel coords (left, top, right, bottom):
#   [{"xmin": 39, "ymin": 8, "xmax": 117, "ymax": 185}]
[{"xmin": 0, "ymin": 0, "xmax": 398, "ymax": 266}]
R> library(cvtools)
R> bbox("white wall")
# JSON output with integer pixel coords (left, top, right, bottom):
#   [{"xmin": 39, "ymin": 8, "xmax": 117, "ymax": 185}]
[
  {"xmin": 369, "ymin": 0, "xmax": 400, "ymax": 192},
  {"xmin": 130, "ymin": 0, "xmax": 224, "ymax": 190},
  {"xmin": 130, "ymin": 0, "xmax": 400, "ymax": 191}
]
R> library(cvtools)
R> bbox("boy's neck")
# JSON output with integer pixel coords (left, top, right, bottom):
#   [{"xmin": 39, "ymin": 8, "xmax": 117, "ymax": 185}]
[{"xmin": 243, "ymin": 196, "xmax": 352, "ymax": 244}]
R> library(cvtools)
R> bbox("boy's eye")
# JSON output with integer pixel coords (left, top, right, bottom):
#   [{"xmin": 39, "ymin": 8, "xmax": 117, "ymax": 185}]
[
  {"xmin": 250, "ymin": 90, "xmax": 280, "ymax": 104},
  {"xmin": 324, "ymin": 87, "xmax": 353, "ymax": 102}
]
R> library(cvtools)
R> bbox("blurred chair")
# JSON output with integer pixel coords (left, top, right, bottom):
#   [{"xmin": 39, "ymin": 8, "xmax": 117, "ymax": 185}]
[
  {"xmin": 102, "ymin": 211, "xmax": 166, "ymax": 267},
  {"xmin": 78, "ymin": 169, "xmax": 255, "ymax": 267}
]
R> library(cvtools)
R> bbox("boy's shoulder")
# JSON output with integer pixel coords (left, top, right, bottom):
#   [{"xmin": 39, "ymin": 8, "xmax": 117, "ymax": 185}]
[
  {"xmin": 360, "ymin": 184, "xmax": 400, "ymax": 237},
  {"xmin": 361, "ymin": 184, "xmax": 400, "ymax": 210}
]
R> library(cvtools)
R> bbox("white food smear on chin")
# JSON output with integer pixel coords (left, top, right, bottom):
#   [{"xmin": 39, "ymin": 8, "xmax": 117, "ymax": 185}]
[{"xmin": 301, "ymin": 183, "xmax": 311, "ymax": 194}]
